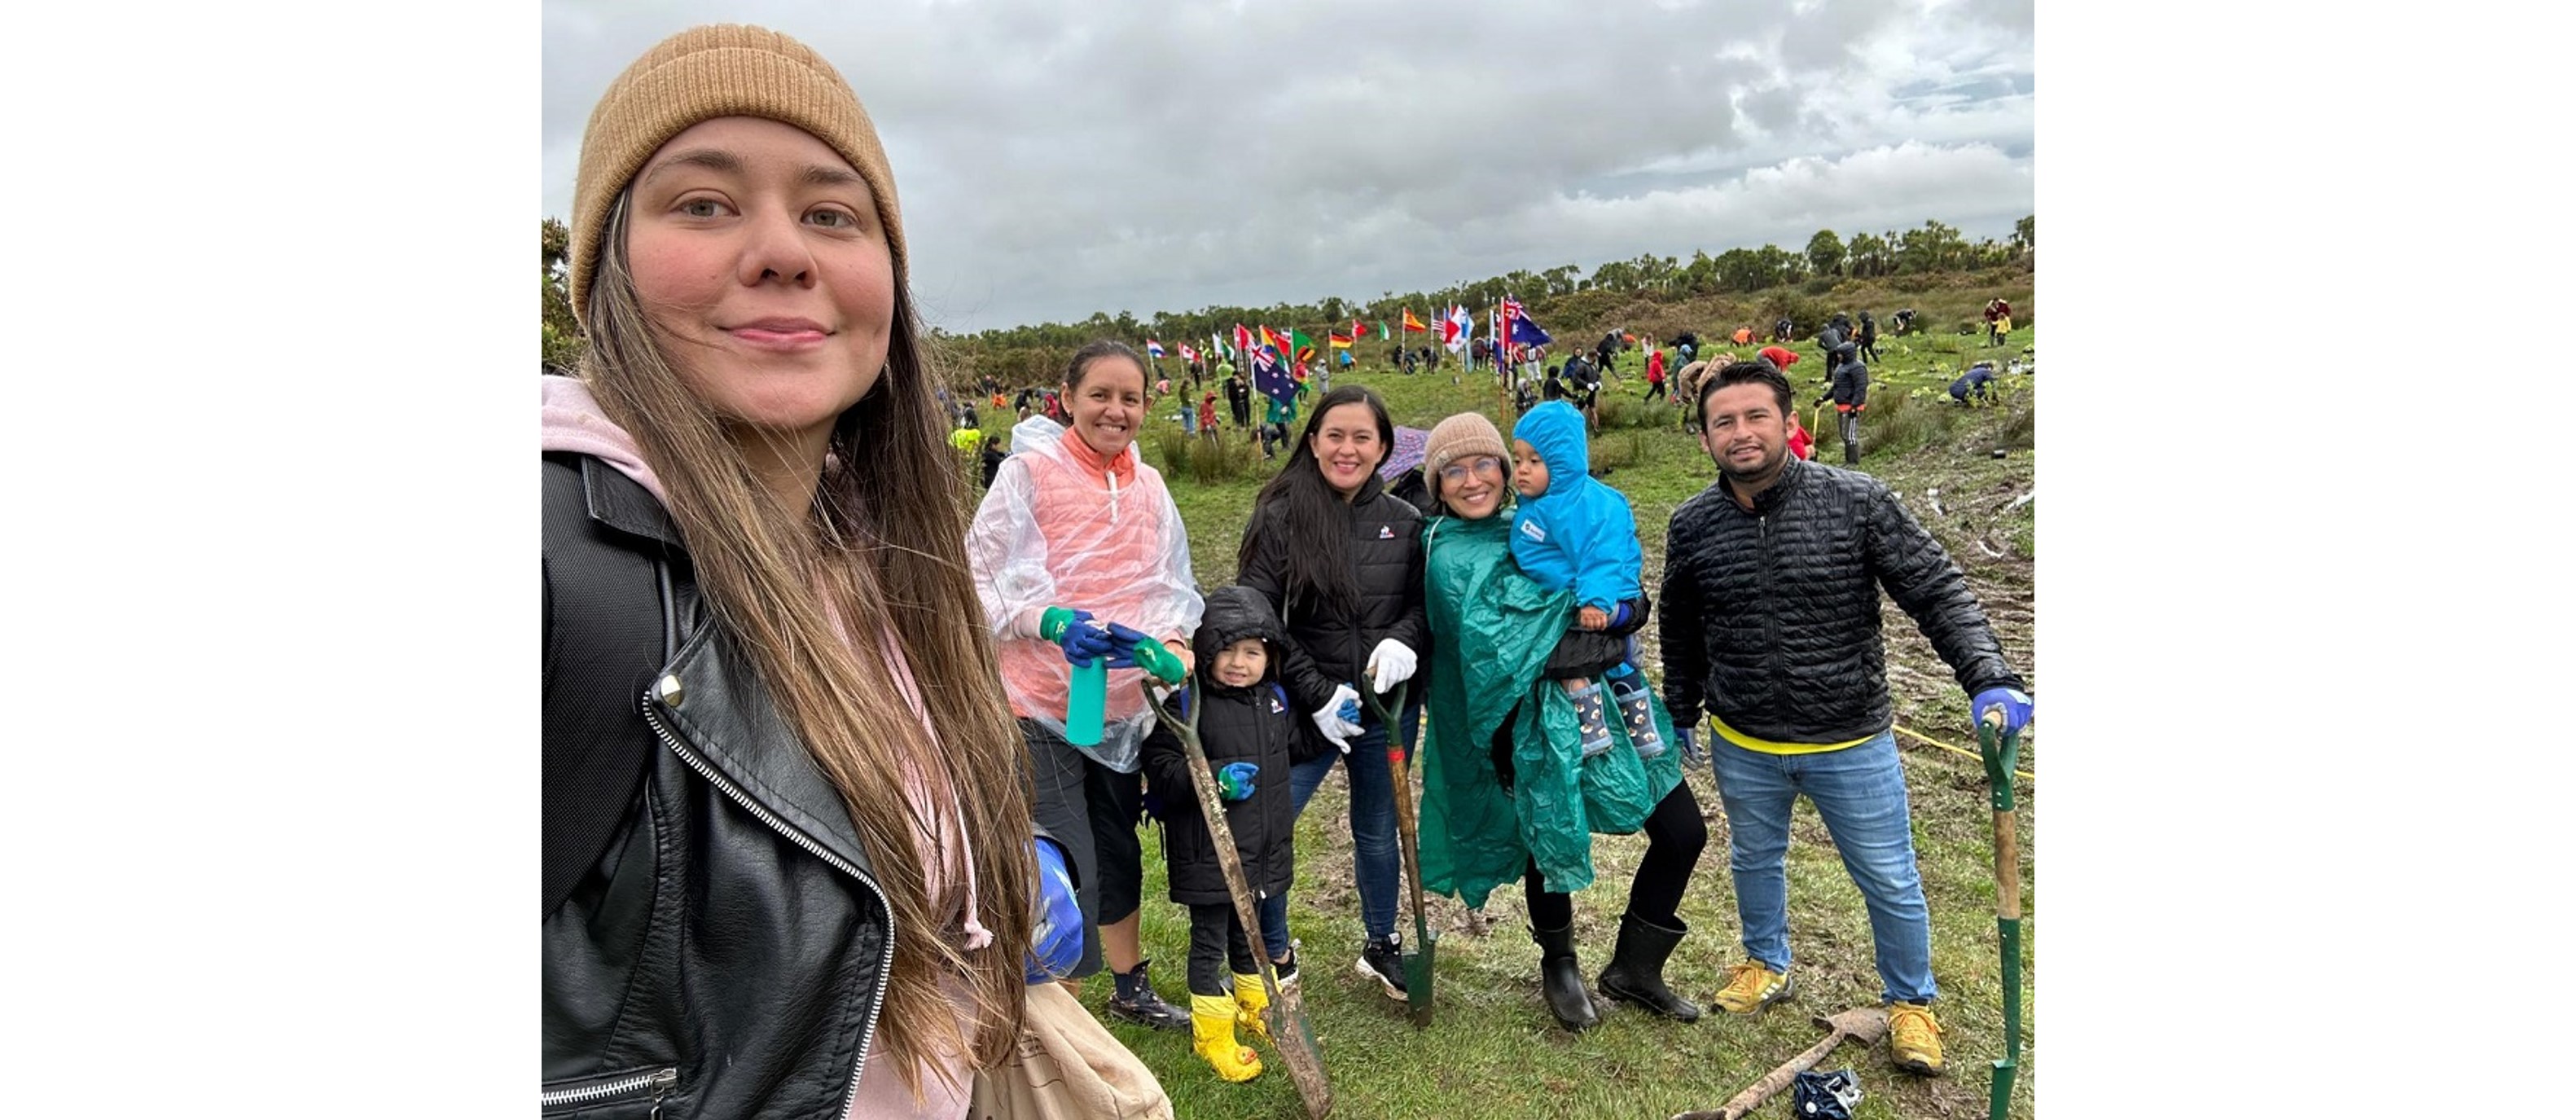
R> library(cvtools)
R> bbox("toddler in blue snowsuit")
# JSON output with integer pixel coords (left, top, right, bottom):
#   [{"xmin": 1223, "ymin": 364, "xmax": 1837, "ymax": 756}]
[{"xmin": 1506, "ymin": 402, "xmax": 1665, "ymax": 758}]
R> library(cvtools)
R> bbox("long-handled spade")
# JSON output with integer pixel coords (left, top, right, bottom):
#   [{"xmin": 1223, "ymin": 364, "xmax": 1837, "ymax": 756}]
[
  {"xmin": 1978, "ymin": 709, "xmax": 2026, "ymax": 1120},
  {"xmin": 1358, "ymin": 682, "xmax": 1435, "ymax": 1026},
  {"xmin": 1143, "ymin": 683, "xmax": 1332, "ymax": 1118}
]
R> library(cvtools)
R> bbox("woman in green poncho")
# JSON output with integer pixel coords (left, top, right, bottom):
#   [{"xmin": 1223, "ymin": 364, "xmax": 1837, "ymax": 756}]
[{"xmin": 1411, "ymin": 411, "xmax": 1708, "ymax": 1033}]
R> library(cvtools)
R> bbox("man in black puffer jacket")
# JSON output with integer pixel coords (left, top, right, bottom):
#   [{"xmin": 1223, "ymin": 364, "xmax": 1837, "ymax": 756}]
[{"xmin": 1659, "ymin": 361, "xmax": 2032, "ymax": 1081}]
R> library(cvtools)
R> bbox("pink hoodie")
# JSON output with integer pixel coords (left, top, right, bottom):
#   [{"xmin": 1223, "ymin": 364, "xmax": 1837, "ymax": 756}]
[{"xmin": 542, "ymin": 377, "xmax": 987, "ymax": 1119}]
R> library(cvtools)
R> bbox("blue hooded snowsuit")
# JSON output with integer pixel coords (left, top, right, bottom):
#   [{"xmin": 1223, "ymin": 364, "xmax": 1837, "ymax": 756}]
[{"xmin": 1509, "ymin": 401, "xmax": 1642, "ymax": 612}]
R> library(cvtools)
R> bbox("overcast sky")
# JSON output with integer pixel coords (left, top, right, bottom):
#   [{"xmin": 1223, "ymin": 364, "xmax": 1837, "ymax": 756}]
[{"xmin": 543, "ymin": 0, "xmax": 2031, "ymax": 335}]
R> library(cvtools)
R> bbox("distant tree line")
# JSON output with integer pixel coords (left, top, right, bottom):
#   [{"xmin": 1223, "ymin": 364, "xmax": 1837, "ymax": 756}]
[{"xmin": 540, "ymin": 214, "xmax": 2032, "ymax": 384}]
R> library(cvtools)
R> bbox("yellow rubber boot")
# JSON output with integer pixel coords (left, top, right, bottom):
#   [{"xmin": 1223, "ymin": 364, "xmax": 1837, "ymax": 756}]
[
  {"xmin": 1231, "ymin": 973, "xmax": 1272, "ymax": 1043},
  {"xmin": 1190, "ymin": 994, "xmax": 1262, "ymax": 1083}
]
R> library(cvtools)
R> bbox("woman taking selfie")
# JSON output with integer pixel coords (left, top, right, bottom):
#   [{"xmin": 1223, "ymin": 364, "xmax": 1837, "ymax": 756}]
[{"xmin": 542, "ymin": 24, "xmax": 1063, "ymax": 1118}]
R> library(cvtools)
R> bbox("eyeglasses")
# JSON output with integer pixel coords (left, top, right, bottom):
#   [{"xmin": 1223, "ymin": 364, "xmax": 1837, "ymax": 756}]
[{"xmin": 1437, "ymin": 455, "xmax": 1504, "ymax": 482}]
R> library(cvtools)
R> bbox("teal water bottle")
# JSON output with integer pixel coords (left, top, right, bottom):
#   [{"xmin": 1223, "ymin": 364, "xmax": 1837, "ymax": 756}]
[{"xmin": 1038, "ymin": 608, "xmax": 1108, "ymax": 747}]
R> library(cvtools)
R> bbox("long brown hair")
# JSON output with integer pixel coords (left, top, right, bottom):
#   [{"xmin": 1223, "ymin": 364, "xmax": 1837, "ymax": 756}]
[{"xmin": 581, "ymin": 194, "xmax": 1033, "ymax": 1091}]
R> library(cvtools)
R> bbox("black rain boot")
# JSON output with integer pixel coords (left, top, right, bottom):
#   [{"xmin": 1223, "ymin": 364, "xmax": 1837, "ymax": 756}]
[
  {"xmin": 1106, "ymin": 959, "xmax": 1191, "ymax": 1031},
  {"xmin": 1530, "ymin": 922, "xmax": 1600, "ymax": 1032},
  {"xmin": 1842, "ymin": 437, "xmax": 1861, "ymax": 465},
  {"xmin": 1596, "ymin": 912, "xmax": 1702, "ymax": 1022}
]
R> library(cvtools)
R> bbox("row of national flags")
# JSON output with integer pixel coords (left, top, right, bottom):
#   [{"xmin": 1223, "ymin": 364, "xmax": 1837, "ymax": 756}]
[{"xmin": 1137, "ymin": 301, "xmax": 1552, "ymax": 402}]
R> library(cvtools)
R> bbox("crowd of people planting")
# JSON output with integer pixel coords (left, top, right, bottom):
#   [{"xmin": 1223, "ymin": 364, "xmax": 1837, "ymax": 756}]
[{"xmin": 543, "ymin": 24, "xmax": 2033, "ymax": 1119}]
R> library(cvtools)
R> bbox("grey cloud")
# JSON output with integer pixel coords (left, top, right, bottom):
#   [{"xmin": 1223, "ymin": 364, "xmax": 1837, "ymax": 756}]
[{"xmin": 544, "ymin": 0, "xmax": 2030, "ymax": 331}]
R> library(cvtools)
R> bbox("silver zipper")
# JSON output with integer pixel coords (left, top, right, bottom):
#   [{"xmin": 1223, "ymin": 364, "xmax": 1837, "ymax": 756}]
[
  {"xmin": 641, "ymin": 695, "xmax": 894, "ymax": 1120},
  {"xmin": 542, "ymin": 1065, "xmax": 676, "ymax": 1110}
]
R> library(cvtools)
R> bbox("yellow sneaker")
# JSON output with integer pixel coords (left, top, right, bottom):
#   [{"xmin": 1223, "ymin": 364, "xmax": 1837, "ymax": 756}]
[
  {"xmin": 1231, "ymin": 973, "xmax": 1272, "ymax": 1043},
  {"xmin": 1889, "ymin": 1002, "xmax": 1945, "ymax": 1076},
  {"xmin": 1190, "ymin": 994, "xmax": 1262, "ymax": 1083},
  {"xmin": 1709, "ymin": 961, "xmax": 1794, "ymax": 1014}
]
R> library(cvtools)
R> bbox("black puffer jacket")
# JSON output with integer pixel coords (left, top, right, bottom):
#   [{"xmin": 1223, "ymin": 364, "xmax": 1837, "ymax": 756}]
[
  {"xmin": 542, "ymin": 454, "xmax": 901, "ymax": 1120},
  {"xmin": 1141, "ymin": 586, "xmax": 1323, "ymax": 904},
  {"xmin": 1657, "ymin": 456, "xmax": 2025, "ymax": 744},
  {"xmin": 1237, "ymin": 475, "xmax": 1430, "ymax": 734},
  {"xmin": 1828, "ymin": 360, "xmax": 1871, "ymax": 408}
]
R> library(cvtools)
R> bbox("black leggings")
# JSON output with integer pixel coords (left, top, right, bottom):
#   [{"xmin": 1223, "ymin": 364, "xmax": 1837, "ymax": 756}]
[
  {"xmin": 1186, "ymin": 902, "xmax": 1258, "ymax": 995},
  {"xmin": 1523, "ymin": 780, "xmax": 1707, "ymax": 929},
  {"xmin": 1642, "ymin": 380, "xmax": 1667, "ymax": 403}
]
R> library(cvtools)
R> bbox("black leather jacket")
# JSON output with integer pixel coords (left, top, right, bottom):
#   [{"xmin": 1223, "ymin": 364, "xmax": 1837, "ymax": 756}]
[
  {"xmin": 543, "ymin": 453, "xmax": 896, "ymax": 1120},
  {"xmin": 1657, "ymin": 456, "xmax": 2025, "ymax": 744}
]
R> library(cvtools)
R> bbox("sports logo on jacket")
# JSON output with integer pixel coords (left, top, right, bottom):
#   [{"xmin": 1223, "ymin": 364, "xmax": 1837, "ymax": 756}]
[{"xmin": 1377, "ymin": 524, "xmax": 1394, "ymax": 539}]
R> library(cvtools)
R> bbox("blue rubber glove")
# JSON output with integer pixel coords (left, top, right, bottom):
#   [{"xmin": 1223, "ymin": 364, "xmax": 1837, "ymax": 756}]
[
  {"xmin": 1052, "ymin": 610, "xmax": 1117, "ymax": 668},
  {"xmin": 1025, "ymin": 836, "xmax": 1082, "ymax": 984},
  {"xmin": 1608, "ymin": 601, "xmax": 1634, "ymax": 630},
  {"xmin": 1674, "ymin": 725, "xmax": 1705, "ymax": 766},
  {"xmin": 1973, "ymin": 687, "xmax": 2034, "ymax": 734},
  {"xmin": 1216, "ymin": 762, "xmax": 1259, "ymax": 802}
]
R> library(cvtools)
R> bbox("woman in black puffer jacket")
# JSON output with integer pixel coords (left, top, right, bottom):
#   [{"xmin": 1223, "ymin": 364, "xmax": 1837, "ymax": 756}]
[{"xmin": 1235, "ymin": 385, "xmax": 1430, "ymax": 1002}]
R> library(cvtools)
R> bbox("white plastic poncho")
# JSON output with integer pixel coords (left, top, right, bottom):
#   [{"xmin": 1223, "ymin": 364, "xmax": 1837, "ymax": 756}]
[{"xmin": 968, "ymin": 415, "xmax": 1205, "ymax": 772}]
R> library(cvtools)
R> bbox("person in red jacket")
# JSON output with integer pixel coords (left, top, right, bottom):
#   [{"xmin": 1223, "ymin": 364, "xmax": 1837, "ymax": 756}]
[
  {"xmin": 1786, "ymin": 410, "xmax": 1815, "ymax": 461},
  {"xmin": 1640, "ymin": 343, "xmax": 1669, "ymax": 404}
]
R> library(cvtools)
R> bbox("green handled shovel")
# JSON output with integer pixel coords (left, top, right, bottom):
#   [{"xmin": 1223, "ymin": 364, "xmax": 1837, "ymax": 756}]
[
  {"xmin": 1360, "ymin": 681, "xmax": 1435, "ymax": 1026},
  {"xmin": 1977, "ymin": 709, "xmax": 2025, "ymax": 1120}
]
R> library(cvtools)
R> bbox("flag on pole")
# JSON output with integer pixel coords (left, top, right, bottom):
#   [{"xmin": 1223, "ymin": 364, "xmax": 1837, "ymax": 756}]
[
  {"xmin": 1402, "ymin": 308, "xmax": 1428, "ymax": 333},
  {"xmin": 1507, "ymin": 305, "xmax": 1552, "ymax": 345},
  {"xmin": 1250, "ymin": 344, "xmax": 1294, "ymax": 402},
  {"xmin": 1442, "ymin": 305, "xmax": 1472, "ymax": 353},
  {"xmin": 1234, "ymin": 324, "xmax": 1254, "ymax": 362},
  {"xmin": 1288, "ymin": 330, "xmax": 1317, "ymax": 366},
  {"xmin": 1328, "ymin": 333, "xmax": 1354, "ymax": 349},
  {"xmin": 1351, "ymin": 318, "xmax": 1368, "ymax": 340},
  {"xmin": 1377, "ymin": 321, "xmax": 1391, "ymax": 340},
  {"xmin": 1178, "ymin": 343, "xmax": 1197, "ymax": 365},
  {"xmin": 1146, "ymin": 339, "xmax": 1165, "ymax": 358}
]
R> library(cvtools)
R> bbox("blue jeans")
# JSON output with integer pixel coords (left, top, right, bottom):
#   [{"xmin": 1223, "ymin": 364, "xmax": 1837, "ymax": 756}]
[
  {"xmin": 1256, "ymin": 890, "xmax": 1291, "ymax": 961},
  {"xmin": 1709, "ymin": 730, "xmax": 1937, "ymax": 1004},
  {"xmin": 1288, "ymin": 701, "xmax": 1422, "ymax": 942}
]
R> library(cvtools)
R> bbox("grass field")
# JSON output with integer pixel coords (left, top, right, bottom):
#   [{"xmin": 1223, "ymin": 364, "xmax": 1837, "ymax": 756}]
[{"xmin": 983, "ymin": 325, "xmax": 2037, "ymax": 1119}]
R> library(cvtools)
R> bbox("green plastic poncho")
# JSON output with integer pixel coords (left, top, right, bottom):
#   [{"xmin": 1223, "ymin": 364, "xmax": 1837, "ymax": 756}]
[{"xmin": 1415, "ymin": 509, "xmax": 1683, "ymax": 909}]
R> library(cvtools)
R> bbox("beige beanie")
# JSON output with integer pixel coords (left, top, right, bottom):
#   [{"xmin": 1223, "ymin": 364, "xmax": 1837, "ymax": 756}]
[
  {"xmin": 1420, "ymin": 412, "xmax": 1507, "ymax": 504},
  {"xmin": 568, "ymin": 24, "xmax": 904, "ymax": 324}
]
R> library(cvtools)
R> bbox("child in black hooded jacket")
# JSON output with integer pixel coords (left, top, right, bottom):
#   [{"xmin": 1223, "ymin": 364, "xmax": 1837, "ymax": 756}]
[{"xmin": 1141, "ymin": 586, "xmax": 1327, "ymax": 1083}]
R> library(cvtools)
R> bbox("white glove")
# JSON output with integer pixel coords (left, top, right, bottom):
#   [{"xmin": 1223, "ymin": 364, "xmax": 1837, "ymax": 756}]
[
  {"xmin": 1312, "ymin": 683, "xmax": 1363, "ymax": 753},
  {"xmin": 1365, "ymin": 639, "xmax": 1418, "ymax": 694}
]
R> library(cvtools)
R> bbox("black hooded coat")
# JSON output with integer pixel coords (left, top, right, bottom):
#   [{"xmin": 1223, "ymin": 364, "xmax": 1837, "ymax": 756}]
[{"xmin": 1141, "ymin": 586, "xmax": 1324, "ymax": 905}]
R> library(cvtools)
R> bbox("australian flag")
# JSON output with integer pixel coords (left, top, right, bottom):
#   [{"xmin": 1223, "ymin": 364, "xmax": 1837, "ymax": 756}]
[
  {"xmin": 1508, "ymin": 306, "xmax": 1552, "ymax": 346},
  {"xmin": 1250, "ymin": 344, "xmax": 1295, "ymax": 403}
]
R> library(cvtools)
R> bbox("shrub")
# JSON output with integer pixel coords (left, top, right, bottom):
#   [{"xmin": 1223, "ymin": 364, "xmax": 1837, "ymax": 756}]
[
  {"xmin": 1857, "ymin": 385, "xmax": 1963, "ymax": 461},
  {"xmin": 1185, "ymin": 428, "xmax": 1261, "ymax": 485},
  {"xmin": 1153, "ymin": 428, "xmax": 1194, "ymax": 478}
]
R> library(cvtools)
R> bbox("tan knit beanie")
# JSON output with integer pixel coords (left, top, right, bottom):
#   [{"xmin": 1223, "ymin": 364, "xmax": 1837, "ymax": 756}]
[
  {"xmin": 1420, "ymin": 412, "xmax": 1507, "ymax": 503},
  {"xmin": 568, "ymin": 24, "xmax": 904, "ymax": 325}
]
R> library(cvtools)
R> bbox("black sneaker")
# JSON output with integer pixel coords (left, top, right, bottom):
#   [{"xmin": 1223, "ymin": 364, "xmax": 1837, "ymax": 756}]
[
  {"xmin": 1355, "ymin": 934, "xmax": 1407, "ymax": 1000},
  {"xmin": 1272, "ymin": 943, "xmax": 1301, "ymax": 995}
]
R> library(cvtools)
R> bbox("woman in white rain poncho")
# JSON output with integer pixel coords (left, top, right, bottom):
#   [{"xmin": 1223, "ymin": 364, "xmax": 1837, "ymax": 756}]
[{"xmin": 968, "ymin": 340, "xmax": 1205, "ymax": 1030}]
